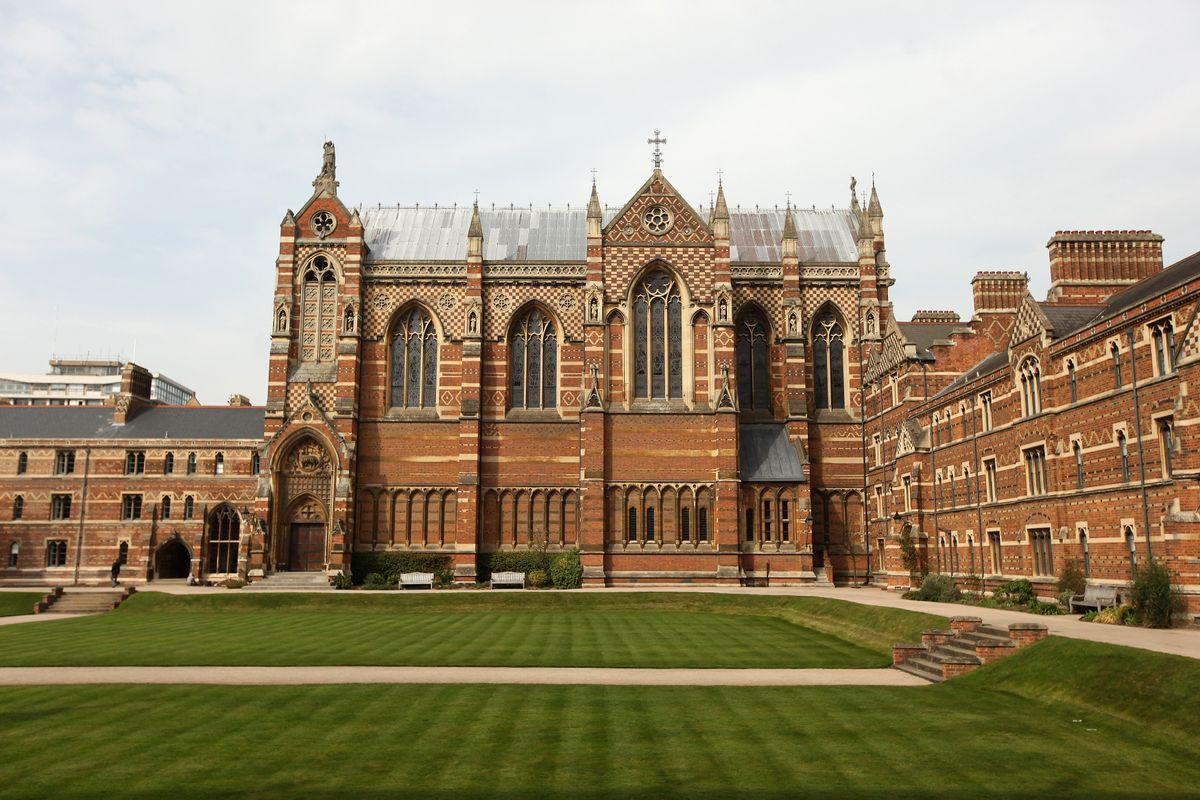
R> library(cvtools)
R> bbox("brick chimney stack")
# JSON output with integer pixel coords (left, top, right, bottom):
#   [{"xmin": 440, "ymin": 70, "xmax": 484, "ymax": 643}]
[
  {"xmin": 111, "ymin": 362, "xmax": 155, "ymax": 424},
  {"xmin": 972, "ymin": 271, "xmax": 1028, "ymax": 315},
  {"xmin": 1046, "ymin": 230, "xmax": 1163, "ymax": 304}
]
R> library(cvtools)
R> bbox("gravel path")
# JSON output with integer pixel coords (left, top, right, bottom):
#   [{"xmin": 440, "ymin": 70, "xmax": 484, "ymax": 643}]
[{"xmin": 0, "ymin": 665, "xmax": 927, "ymax": 686}]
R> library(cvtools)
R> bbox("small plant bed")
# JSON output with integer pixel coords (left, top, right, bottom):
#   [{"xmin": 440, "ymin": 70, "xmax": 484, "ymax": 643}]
[
  {"xmin": 903, "ymin": 575, "xmax": 1065, "ymax": 616},
  {"xmin": 0, "ymin": 592, "xmax": 46, "ymax": 617}
]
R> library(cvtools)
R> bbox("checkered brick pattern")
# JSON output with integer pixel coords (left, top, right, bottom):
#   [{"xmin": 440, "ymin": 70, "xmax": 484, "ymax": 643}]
[
  {"xmin": 294, "ymin": 244, "xmax": 348, "ymax": 276},
  {"xmin": 362, "ymin": 284, "xmax": 465, "ymax": 341},
  {"xmin": 1177, "ymin": 300, "xmax": 1200, "ymax": 365},
  {"xmin": 602, "ymin": 245, "xmax": 715, "ymax": 304},
  {"xmin": 604, "ymin": 181, "xmax": 712, "ymax": 248},
  {"xmin": 733, "ymin": 286, "xmax": 784, "ymax": 339},
  {"xmin": 287, "ymin": 382, "xmax": 336, "ymax": 415},
  {"xmin": 802, "ymin": 286, "xmax": 860, "ymax": 338},
  {"xmin": 482, "ymin": 285, "xmax": 583, "ymax": 341}
]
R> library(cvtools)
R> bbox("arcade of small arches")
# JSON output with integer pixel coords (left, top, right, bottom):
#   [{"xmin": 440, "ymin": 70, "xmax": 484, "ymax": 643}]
[
  {"xmin": 606, "ymin": 484, "xmax": 714, "ymax": 549},
  {"xmin": 482, "ymin": 488, "xmax": 580, "ymax": 550},
  {"xmin": 359, "ymin": 487, "xmax": 460, "ymax": 548}
]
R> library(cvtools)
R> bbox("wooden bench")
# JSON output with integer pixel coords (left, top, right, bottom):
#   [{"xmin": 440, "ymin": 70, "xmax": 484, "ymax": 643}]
[
  {"xmin": 491, "ymin": 571, "xmax": 526, "ymax": 589},
  {"xmin": 399, "ymin": 572, "xmax": 435, "ymax": 590},
  {"xmin": 1070, "ymin": 584, "xmax": 1119, "ymax": 613}
]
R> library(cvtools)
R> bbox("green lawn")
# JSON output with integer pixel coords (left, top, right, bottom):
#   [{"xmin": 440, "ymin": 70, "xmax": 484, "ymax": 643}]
[
  {"xmin": 1, "ymin": 639, "xmax": 1197, "ymax": 799},
  {"xmin": 0, "ymin": 591, "xmax": 944, "ymax": 668},
  {"xmin": 0, "ymin": 592, "xmax": 42, "ymax": 617}
]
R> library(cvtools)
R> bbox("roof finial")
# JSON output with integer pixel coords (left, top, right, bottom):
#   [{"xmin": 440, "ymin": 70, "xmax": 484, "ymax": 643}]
[
  {"xmin": 849, "ymin": 176, "xmax": 860, "ymax": 214},
  {"xmin": 590, "ymin": 167, "xmax": 598, "ymax": 186},
  {"xmin": 713, "ymin": 180, "xmax": 729, "ymax": 221},
  {"xmin": 868, "ymin": 175, "xmax": 883, "ymax": 219},
  {"xmin": 782, "ymin": 202, "xmax": 797, "ymax": 241},
  {"xmin": 312, "ymin": 140, "xmax": 338, "ymax": 196},
  {"xmin": 587, "ymin": 177, "xmax": 602, "ymax": 220},
  {"xmin": 468, "ymin": 198, "xmax": 482, "ymax": 239},
  {"xmin": 647, "ymin": 129, "xmax": 667, "ymax": 170}
]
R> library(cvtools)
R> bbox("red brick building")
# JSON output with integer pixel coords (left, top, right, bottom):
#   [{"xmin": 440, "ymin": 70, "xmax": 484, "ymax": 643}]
[{"xmin": 3, "ymin": 143, "xmax": 1196, "ymax": 607}]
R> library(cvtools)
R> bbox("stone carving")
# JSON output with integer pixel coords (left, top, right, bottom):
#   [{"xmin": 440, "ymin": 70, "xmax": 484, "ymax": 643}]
[
  {"xmin": 437, "ymin": 292, "xmax": 456, "ymax": 312},
  {"xmin": 492, "ymin": 292, "xmax": 511, "ymax": 313},
  {"xmin": 557, "ymin": 291, "xmax": 577, "ymax": 312}
]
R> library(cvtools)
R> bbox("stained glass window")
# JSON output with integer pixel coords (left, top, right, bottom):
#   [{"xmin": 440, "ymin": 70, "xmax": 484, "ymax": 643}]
[
  {"xmin": 391, "ymin": 308, "xmax": 437, "ymax": 408},
  {"xmin": 632, "ymin": 270, "xmax": 682, "ymax": 400},
  {"xmin": 509, "ymin": 308, "xmax": 558, "ymax": 409},
  {"xmin": 736, "ymin": 311, "xmax": 770, "ymax": 410},
  {"xmin": 813, "ymin": 308, "xmax": 845, "ymax": 409}
]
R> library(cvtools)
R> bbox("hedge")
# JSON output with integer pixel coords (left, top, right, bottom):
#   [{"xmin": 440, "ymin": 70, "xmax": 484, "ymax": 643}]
[{"xmin": 351, "ymin": 552, "xmax": 454, "ymax": 586}]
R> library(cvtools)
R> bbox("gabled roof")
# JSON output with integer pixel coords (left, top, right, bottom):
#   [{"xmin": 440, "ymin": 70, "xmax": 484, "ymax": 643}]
[
  {"xmin": 1039, "ymin": 303, "xmax": 1105, "ymax": 340},
  {"xmin": 739, "ymin": 423, "xmax": 806, "ymax": 482},
  {"xmin": 931, "ymin": 351, "xmax": 1009, "ymax": 400},
  {"xmin": 897, "ymin": 321, "xmax": 960, "ymax": 358},
  {"xmin": 359, "ymin": 206, "xmax": 860, "ymax": 263},
  {"xmin": 1093, "ymin": 250, "xmax": 1200, "ymax": 324},
  {"xmin": 0, "ymin": 406, "xmax": 265, "ymax": 441}
]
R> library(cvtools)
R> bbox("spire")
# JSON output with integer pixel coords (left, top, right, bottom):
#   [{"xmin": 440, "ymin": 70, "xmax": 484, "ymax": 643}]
[
  {"xmin": 858, "ymin": 205, "xmax": 873, "ymax": 243},
  {"xmin": 587, "ymin": 179, "xmax": 601, "ymax": 220},
  {"xmin": 312, "ymin": 140, "xmax": 338, "ymax": 196},
  {"xmin": 468, "ymin": 200, "xmax": 483, "ymax": 239},
  {"xmin": 782, "ymin": 203, "xmax": 797, "ymax": 241},
  {"xmin": 713, "ymin": 181, "xmax": 729, "ymax": 221},
  {"xmin": 868, "ymin": 177, "xmax": 883, "ymax": 219},
  {"xmin": 281, "ymin": 209, "xmax": 296, "ymax": 227},
  {"xmin": 849, "ymin": 176, "xmax": 860, "ymax": 214}
]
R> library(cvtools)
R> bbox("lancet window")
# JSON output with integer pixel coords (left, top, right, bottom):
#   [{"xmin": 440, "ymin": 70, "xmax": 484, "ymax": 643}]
[
  {"xmin": 632, "ymin": 269, "xmax": 683, "ymax": 400},
  {"xmin": 510, "ymin": 307, "xmax": 558, "ymax": 409},
  {"xmin": 812, "ymin": 308, "xmax": 845, "ymax": 409},
  {"xmin": 390, "ymin": 307, "xmax": 438, "ymax": 409},
  {"xmin": 736, "ymin": 309, "xmax": 771, "ymax": 410},
  {"xmin": 300, "ymin": 255, "xmax": 337, "ymax": 363}
]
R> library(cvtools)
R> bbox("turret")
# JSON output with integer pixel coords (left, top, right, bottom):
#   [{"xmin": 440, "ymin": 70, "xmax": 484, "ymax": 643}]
[
  {"xmin": 468, "ymin": 200, "xmax": 483, "ymax": 258},
  {"xmin": 711, "ymin": 180, "xmax": 729, "ymax": 240},
  {"xmin": 587, "ymin": 180, "xmax": 602, "ymax": 239}
]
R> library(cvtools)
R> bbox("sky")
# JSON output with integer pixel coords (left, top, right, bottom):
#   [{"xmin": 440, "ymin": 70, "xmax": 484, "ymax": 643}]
[{"xmin": 2, "ymin": 1, "xmax": 1197, "ymax": 405}]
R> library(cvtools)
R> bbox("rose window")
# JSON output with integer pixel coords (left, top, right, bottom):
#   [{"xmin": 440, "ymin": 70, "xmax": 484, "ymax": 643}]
[
  {"xmin": 642, "ymin": 205, "xmax": 672, "ymax": 234},
  {"xmin": 312, "ymin": 211, "xmax": 336, "ymax": 238}
]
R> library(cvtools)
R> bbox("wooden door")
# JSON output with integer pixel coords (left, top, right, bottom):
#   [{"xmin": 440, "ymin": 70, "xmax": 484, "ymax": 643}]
[{"xmin": 288, "ymin": 523, "xmax": 325, "ymax": 571}]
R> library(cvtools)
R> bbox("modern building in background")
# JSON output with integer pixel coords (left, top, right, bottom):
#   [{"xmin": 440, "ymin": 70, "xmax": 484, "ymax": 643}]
[{"xmin": 0, "ymin": 358, "xmax": 198, "ymax": 407}]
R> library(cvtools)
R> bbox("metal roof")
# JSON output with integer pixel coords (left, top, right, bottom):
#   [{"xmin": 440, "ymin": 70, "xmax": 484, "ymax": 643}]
[
  {"xmin": 360, "ymin": 206, "xmax": 859, "ymax": 264},
  {"xmin": 739, "ymin": 423, "xmax": 806, "ymax": 482},
  {"xmin": 0, "ymin": 406, "xmax": 265, "ymax": 441}
]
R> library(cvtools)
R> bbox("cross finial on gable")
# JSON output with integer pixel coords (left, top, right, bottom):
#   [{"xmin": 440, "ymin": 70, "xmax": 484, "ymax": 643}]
[{"xmin": 647, "ymin": 130, "xmax": 667, "ymax": 169}]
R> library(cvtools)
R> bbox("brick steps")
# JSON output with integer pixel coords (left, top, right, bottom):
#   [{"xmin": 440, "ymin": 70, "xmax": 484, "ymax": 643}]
[
  {"xmin": 892, "ymin": 617, "xmax": 1047, "ymax": 682},
  {"xmin": 36, "ymin": 587, "xmax": 134, "ymax": 615}
]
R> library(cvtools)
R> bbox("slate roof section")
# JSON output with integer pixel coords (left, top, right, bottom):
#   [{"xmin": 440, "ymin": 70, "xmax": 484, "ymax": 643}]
[
  {"xmin": 739, "ymin": 424, "xmax": 806, "ymax": 482},
  {"xmin": 931, "ymin": 351, "xmax": 1010, "ymax": 400},
  {"xmin": 0, "ymin": 407, "xmax": 265, "ymax": 441},
  {"xmin": 359, "ymin": 206, "xmax": 860, "ymax": 264},
  {"xmin": 1039, "ymin": 304, "xmax": 1105, "ymax": 340},
  {"xmin": 898, "ymin": 322, "xmax": 961, "ymax": 357},
  {"xmin": 1093, "ymin": 250, "xmax": 1200, "ymax": 324}
]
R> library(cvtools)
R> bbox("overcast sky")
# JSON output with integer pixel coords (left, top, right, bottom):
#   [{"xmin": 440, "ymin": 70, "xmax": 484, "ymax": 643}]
[{"xmin": 2, "ymin": 1, "xmax": 1197, "ymax": 404}]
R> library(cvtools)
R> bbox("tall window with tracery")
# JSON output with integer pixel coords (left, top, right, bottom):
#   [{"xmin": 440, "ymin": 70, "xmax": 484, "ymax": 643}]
[
  {"xmin": 632, "ymin": 270, "xmax": 682, "ymax": 400},
  {"xmin": 390, "ymin": 307, "xmax": 438, "ymax": 409},
  {"xmin": 1019, "ymin": 357, "xmax": 1041, "ymax": 416},
  {"xmin": 207, "ymin": 506, "xmax": 241, "ymax": 574},
  {"xmin": 812, "ymin": 309, "xmax": 845, "ymax": 409},
  {"xmin": 1151, "ymin": 319, "xmax": 1175, "ymax": 375},
  {"xmin": 510, "ymin": 308, "xmax": 558, "ymax": 409},
  {"xmin": 736, "ymin": 310, "xmax": 771, "ymax": 410},
  {"xmin": 300, "ymin": 255, "xmax": 337, "ymax": 363}
]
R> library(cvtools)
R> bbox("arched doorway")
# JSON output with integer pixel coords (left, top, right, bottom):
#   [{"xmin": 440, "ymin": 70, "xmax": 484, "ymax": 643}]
[
  {"xmin": 155, "ymin": 537, "xmax": 191, "ymax": 580},
  {"xmin": 275, "ymin": 436, "xmax": 334, "ymax": 573},
  {"xmin": 285, "ymin": 497, "xmax": 327, "ymax": 572}
]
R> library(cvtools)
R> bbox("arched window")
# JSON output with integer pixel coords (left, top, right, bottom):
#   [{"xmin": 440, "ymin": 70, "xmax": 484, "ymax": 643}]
[
  {"xmin": 932, "ymin": 414, "xmax": 940, "ymax": 447},
  {"xmin": 1124, "ymin": 526, "xmax": 1137, "ymax": 577},
  {"xmin": 184, "ymin": 495, "xmax": 194, "ymax": 520},
  {"xmin": 1158, "ymin": 418, "xmax": 1174, "ymax": 477},
  {"xmin": 16, "ymin": 451, "xmax": 27, "ymax": 475},
  {"xmin": 214, "ymin": 453, "xmax": 224, "ymax": 475},
  {"xmin": 1151, "ymin": 319, "xmax": 1175, "ymax": 375},
  {"xmin": 163, "ymin": 452, "xmax": 174, "ymax": 474},
  {"xmin": 736, "ymin": 309, "xmax": 771, "ymax": 410},
  {"xmin": 390, "ymin": 307, "xmax": 438, "ymax": 409},
  {"xmin": 1067, "ymin": 360, "xmax": 1078, "ymax": 403},
  {"xmin": 960, "ymin": 403, "xmax": 969, "ymax": 438},
  {"xmin": 1073, "ymin": 441, "xmax": 1084, "ymax": 489},
  {"xmin": 7, "ymin": 541, "xmax": 17, "ymax": 567},
  {"xmin": 1117, "ymin": 431, "xmax": 1130, "ymax": 482},
  {"xmin": 812, "ymin": 308, "xmax": 845, "ymax": 410},
  {"xmin": 207, "ymin": 506, "xmax": 241, "ymax": 574},
  {"xmin": 161, "ymin": 496, "xmax": 171, "ymax": 520},
  {"xmin": 632, "ymin": 269, "xmax": 683, "ymax": 400},
  {"xmin": 1079, "ymin": 529, "xmax": 1090, "ymax": 577},
  {"xmin": 627, "ymin": 507, "xmax": 638, "ymax": 542},
  {"xmin": 1111, "ymin": 343, "xmax": 1122, "ymax": 388},
  {"xmin": 1019, "ymin": 357, "xmax": 1041, "ymax": 416},
  {"xmin": 118, "ymin": 541, "xmax": 128, "ymax": 565},
  {"xmin": 251, "ymin": 452, "xmax": 260, "ymax": 475},
  {"xmin": 12, "ymin": 496, "xmax": 23, "ymax": 520},
  {"xmin": 300, "ymin": 255, "xmax": 337, "ymax": 363},
  {"xmin": 509, "ymin": 307, "xmax": 558, "ymax": 409},
  {"xmin": 186, "ymin": 452, "xmax": 197, "ymax": 475}
]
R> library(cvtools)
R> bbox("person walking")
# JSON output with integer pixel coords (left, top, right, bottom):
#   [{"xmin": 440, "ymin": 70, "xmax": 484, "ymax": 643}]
[{"xmin": 110, "ymin": 557, "xmax": 122, "ymax": 588}]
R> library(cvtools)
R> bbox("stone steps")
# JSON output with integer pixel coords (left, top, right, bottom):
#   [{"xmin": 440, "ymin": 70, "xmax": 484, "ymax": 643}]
[
  {"xmin": 40, "ymin": 589, "xmax": 131, "ymax": 614},
  {"xmin": 245, "ymin": 572, "xmax": 331, "ymax": 591},
  {"xmin": 892, "ymin": 616, "xmax": 1048, "ymax": 682}
]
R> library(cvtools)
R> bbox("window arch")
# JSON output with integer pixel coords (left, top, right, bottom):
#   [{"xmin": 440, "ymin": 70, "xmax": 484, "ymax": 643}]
[
  {"xmin": 390, "ymin": 306, "xmax": 438, "ymax": 409},
  {"xmin": 1067, "ymin": 360, "xmax": 1078, "ymax": 403},
  {"xmin": 184, "ymin": 495, "xmax": 194, "ymax": 520},
  {"xmin": 1117, "ymin": 431, "xmax": 1130, "ymax": 483},
  {"xmin": 1073, "ymin": 441, "xmax": 1084, "ymax": 489},
  {"xmin": 251, "ymin": 452, "xmax": 260, "ymax": 475},
  {"xmin": 186, "ymin": 452, "xmax": 197, "ymax": 475},
  {"xmin": 161, "ymin": 496, "xmax": 171, "ymax": 520},
  {"xmin": 300, "ymin": 254, "xmax": 338, "ymax": 363},
  {"xmin": 1019, "ymin": 357, "xmax": 1041, "ymax": 416},
  {"xmin": 509, "ymin": 306, "xmax": 558, "ymax": 410},
  {"xmin": 1111, "ymin": 342, "xmax": 1122, "ymax": 388},
  {"xmin": 735, "ymin": 307, "xmax": 771, "ymax": 410},
  {"xmin": 214, "ymin": 452, "xmax": 224, "ymax": 475},
  {"xmin": 207, "ymin": 506, "xmax": 241, "ymax": 574},
  {"xmin": 812, "ymin": 306, "xmax": 845, "ymax": 410},
  {"xmin": 16, "ymin": 451, "xmax": 27, "ymax": 475},
  {"xmin": 631, "ymin": 268, "xmax": 683, "ymax": 400},
  {"xmin": 163, "ymin": 452, "xmax": 174, "ymax": 474},
  {"xmin": 12, "ymin": 496, "xmax": 23, "ymax": 520},
  {"xmin": 1151, "ymin": 319, "xmax": 1175, "ymax": 375}
]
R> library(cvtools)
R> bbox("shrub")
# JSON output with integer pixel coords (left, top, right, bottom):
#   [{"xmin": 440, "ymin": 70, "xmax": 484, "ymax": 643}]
[
  {"xmin": 1027, "ymin": 598, "xmax": 1065, "ymax": 615},
  {"xmin": 1057, "ymin": 558, "xmax": 1086, "ymax": 599},
  {"xmin": 912, "ymin": 573, "xmax": 960, "ymax": 603},
  {"xmin": 993, "ymin": 579, "xmax": 1035, "ymax": 607},
  {"xmin": 481, "ymin": 550, "xmax": 552, "ymax": 579},
  {"xmin": 1094, "ymin": 605, "xmax": 1130, "ymax": 625},
  {"xmin": 527, "ymin": 569, "xmax": 550, "ymax": 588},
  {"xmin": 220, "ymin": 578, "xmax": 245, "ymax": 590},
  {"xmin": 362, "ymin": 572, "xmax": 393, "ymax": 590},
  {"xmin": 897, "ymin": 525, "xmax": 919, "ymax": 574},
  {"xmin": 1130, "ymin": 559, "xmax": 1178, "ymax": 628},
  {"xmin": 331, "ymin": 572, "xmax": 354, "ymax": 590},
  {"xmin": 351, "ymin": 552, "xmax": 453, "ymax": 585},
  {"xmin": 550, "ymin": 549, "xmax": 584, "ymax": 589}
]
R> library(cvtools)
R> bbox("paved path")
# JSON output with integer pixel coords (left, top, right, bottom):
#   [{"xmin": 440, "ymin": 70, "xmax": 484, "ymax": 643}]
[{"xmin": 0, "ymin": 665, "xmax": 926, "ymax": 687}]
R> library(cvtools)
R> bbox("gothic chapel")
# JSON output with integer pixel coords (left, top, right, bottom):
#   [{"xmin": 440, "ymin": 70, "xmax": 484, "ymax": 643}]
[{"xmin": 255, "ymin": 141, "xmax": 885, "ymax": 584}]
